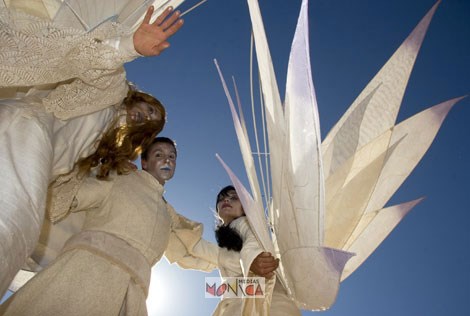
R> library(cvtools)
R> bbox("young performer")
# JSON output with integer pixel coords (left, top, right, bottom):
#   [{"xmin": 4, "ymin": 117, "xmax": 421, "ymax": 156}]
[{"xmin": 212, "ymin": 185, "xmax": 301, "ymax": 316}]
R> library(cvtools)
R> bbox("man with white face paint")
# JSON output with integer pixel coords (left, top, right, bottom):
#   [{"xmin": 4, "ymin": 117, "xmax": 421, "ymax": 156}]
[
  {"xmin": 141, "ymin": 137, "xmax": 177, "ymax": 185},
  {"xmin": 141, "ymin": 137, "xmax": 280, "ymax": 280}
]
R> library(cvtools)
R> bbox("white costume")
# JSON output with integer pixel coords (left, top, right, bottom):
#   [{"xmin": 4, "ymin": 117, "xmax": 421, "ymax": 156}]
[
  {"xmin": 0, "ymin": 5, "xmax": 142, "ymax": 295},
  {"xmin": 212, "ymin": 217, "xmax": 300, "ymax": 316}
]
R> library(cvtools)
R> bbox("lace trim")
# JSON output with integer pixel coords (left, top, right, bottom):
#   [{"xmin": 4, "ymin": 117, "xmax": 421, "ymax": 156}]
[{"xmin": 0, "ymin": 7, "xmax": 137, "ymax": 119}]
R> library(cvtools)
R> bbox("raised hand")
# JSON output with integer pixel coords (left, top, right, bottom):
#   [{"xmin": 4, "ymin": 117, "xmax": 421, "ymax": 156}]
[
  {"xmin": 249, "ymin": 252, "xmax": 279, "ymax": 279},
  {"xmin": 133, "ymin": 6, "xmax": 184, "ymax": 56}
]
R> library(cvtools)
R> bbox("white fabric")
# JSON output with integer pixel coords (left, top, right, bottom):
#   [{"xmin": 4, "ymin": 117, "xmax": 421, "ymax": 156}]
[
  {"xmin": 51, "ymin": 106, "xmax": 116, "ymax": 178},
  {"xmin": 217, "ymin": 0, "xmax": 456, "ymax": 311},
  {"xmin": 3, "ymin": 1, "xmax": 185, "ymax": 32},
  {"xmin": 0, "ymin": 100, "xmax": 54, "ymax": 296},
  {"xmin": 217, "ymin": 0, "xmax": 353, "ymax": 310},
  {"xmin": 0, "ymin": 6, "xmax": 137, "ymax": 119},
  {"xmin": 321, "ymin": 1, "xmax": 440, "ymax": 178},
  {"xmin": 0, "ymin": 97, "xmax": 118, "ymax": 295},
  {"xmin": 212, "ymin": 217, "xmax": 300, "ymax": 316},
  {"xmin": 0, "ymin": 1, "xmax": 156, "ymax": 296}
]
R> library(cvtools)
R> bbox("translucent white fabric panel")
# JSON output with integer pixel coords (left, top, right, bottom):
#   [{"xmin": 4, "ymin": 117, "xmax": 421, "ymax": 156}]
[
  {"xmin": 282, "ymin": 246, "xmax": 353, "ymax": 311},
  {"xmin": 246, "ymin": 0, "xmax": 285, "ymax": 220},
  {"xmin": 365, "ymin": 97, "xmax": 463, "ymax": 214},
  {"xmin": 322, "ymin": 2, "xmax": 440, "ymax": 178},
  {"xmin": 340, "ymin": 199, "xmax": 422, "ymax": 280},
  {"xmin": 214, "ymin": 61, "xmax": 263, "ymax": 207},
  {"xmin": 284, "ymin": 0, "xmax": 324, "ymax": 246},
  {"xmin": 325, "ymin": 130, "xmax": 393, "ymax": 249}
]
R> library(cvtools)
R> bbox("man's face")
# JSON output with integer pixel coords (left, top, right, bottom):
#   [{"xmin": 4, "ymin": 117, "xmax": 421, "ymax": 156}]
[{"xmin": 142, "ymin": 142, "xmax": 176, "ymax": 185}]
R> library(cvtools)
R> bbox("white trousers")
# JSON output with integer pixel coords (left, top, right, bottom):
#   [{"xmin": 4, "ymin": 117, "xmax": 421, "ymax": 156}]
[{"xmin": 0, "ymin": 101, "xmax": 54, "ymax": 296}]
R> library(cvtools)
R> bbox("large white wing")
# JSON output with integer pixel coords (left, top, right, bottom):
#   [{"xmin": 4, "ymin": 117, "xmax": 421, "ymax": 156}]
[
  {"xmin": 233, "ymin": 0, "xmax": 354, "ymax": 310},
  {"xmin": 220, "ymin": 0, "xmax": 460, "ymax": 311},
  {"xmin": 322, "ymin": 1, "xmax": 463, "ymax": 281},
  {"xmin": 276, "ymin": 0, "xmax": 354, "ymax": 310}
]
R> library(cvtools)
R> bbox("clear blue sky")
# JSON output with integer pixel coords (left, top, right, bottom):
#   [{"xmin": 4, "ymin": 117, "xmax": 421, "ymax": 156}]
[
  {"xmin": 5, "ymin": 0, "xmax": 466, "ymax": 315},
  {"xmin": 124, "ymin": 0, "xmax": 469, "ymax": 315}
]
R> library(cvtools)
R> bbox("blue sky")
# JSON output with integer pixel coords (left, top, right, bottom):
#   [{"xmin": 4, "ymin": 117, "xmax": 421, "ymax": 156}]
[
  {"xmin": 3, "ymin": 0, "xmax": 468, "ymax": 315},
  {"xmin": 124, "ymin": 0, "xmax": 469, "ymax": 315}
]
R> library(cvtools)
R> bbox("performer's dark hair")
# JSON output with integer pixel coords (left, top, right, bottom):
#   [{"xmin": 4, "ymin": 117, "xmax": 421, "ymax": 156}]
[
  {"xmin": 215, "ymin": 225, "xmax": 243, "ymax": 252},
  {"xmin": 214, "ymin": 185, "xmax": 245, "ymax": 252}
]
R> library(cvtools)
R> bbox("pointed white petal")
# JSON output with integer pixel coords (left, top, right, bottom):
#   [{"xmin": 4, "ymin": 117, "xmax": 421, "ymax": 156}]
[
  {"xmin": 365, "ymin": 96, "xmax": 463, "ymax": 213},
  {"xmin": 325, "ymin": 96, "xmax": 460, "ymax": 252},
  {"xmin": 341, "ymin": 198, "xmax": 423, "ymax": 281},
  {"xmin": 322, "ymin": 1, "xmax": 441, "ymax": 177},
  {"xmin": 246, "ymin": 0, "xmax": 285, "ymax": 216},
  {"xmin": 214, "ymin": 60, "xmax": 263, "ymax": 204},
  {"xmin": 284, "ymin": 0, "xmax": 324, "ymax": 245},
  {"xmin": 325, "ymin": 129, "xmax": 394, "ymax": 249}
]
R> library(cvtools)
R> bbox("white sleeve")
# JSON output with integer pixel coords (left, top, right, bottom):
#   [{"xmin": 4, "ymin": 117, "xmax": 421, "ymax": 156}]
[
  {"xmin": 231, "ymin": 217, "xmax": 264, "ymax": 277},
  {"xmin": 0, "ymin": 9, "xmax": 140, "ymax": 118}
]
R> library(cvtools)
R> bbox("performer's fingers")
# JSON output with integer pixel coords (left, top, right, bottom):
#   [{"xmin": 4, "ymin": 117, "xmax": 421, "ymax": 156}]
[
  {"xmin": 257, "ymin": 252, "xmax": 273, "ymax": 258},
  {"xmin": 164, "ymin": 19, "xmax": 184, "ymax": 38},
  {"xmin": 142, "ymin": 6, "xmax": 154, "ymax": 25},
  {"xmin": 262, "ymin": 258, "xmax": 279, "ymax": 269},
  {"xmin": 258, "ymin": 258, "xmax": 278, "ymax": 273},
  {"xmin": 160, "ymin": 10, "xmax": 181, "ymax": 30},
  {"xmin": 258, "ymin": 266, "xmax": 276, "ymax": 278},
  {"xmin": 153, "ymin": 6, "xmax": 173, "ymax": 25}
]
